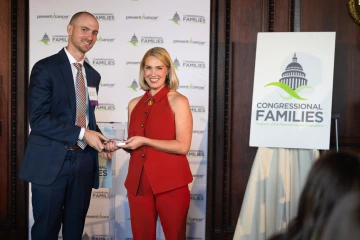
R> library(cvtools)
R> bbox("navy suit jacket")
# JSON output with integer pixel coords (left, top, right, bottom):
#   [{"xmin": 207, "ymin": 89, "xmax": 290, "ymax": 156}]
[{"xmin": 20, "ymin": 49, "xmax": 101, "ymax": 188}]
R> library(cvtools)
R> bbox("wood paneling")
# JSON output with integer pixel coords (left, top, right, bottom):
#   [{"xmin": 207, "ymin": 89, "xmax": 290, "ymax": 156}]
[
  {"xmin": 0, "ymin": 0, "xmax": 11, "ymax": 228},
  {"xmin": 0, "ymin": 0, "xmax": 28, "ymax": 238}
]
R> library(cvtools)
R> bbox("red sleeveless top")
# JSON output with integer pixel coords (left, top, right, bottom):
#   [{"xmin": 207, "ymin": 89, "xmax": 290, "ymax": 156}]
[{"xmin": 124, "ymin": 86, "xmax": 193, "ymax": 195}]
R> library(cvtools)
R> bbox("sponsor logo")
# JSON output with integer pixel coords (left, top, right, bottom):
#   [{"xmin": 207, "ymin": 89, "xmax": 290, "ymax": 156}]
[
  {"xmin": 39, "ymin": 33, "xmax": 51, "ymax": 45},
  {"xmin": 179, "ymin": 84, "xmax": 206, "ymax": 90},
  {"xmin": 173, "ymin": 38, "xmax": 206, "ymax": 46},
  {"xmin": 183, "ymin": 14, "xmax": 206, "ymax": 24},
  {"xmin": 91, "ymin": 235, "xmax": 109, "ymax": 240},
  {"xmin": 92, "ymin": 58, "xmax": 115, "ymax": 66},
  {"xmin": 99, "ymin": 165, "xmax": 108, "ymax": 177},
  {"xmin": 52, "ymin": 35, "xmax": 68, "ymax": 43},
  {"xmin": 190, "ymin": 106, "xmax": 206, "ymax": 113},
  {"xmin": 97, "ymin": 36, "xmax": 116, "ymax": 43},
  {"xmin": 93, "ymin": 13, "xmax": 115, "ymax": 21},
  {"xmin": 255, "ymin": 53, "xmax": 324, "ymax": 125},
  {"xmin": 183, "ymin": 60, "xmax": 206, "ymax": 69},
  {"xmin": 129, "ymin": 79, "xmax": 139, "ymax": 91},
  {"xmin": 96, "ymin": 104, "xmax": 116, "ymax": 111},
  {"xmin": 187, "ymin": 215, "xmax": 204, "ymax": 222},
  {"xmin": 86, "ymin": 213, "xmax": 109, "ymax": 219},
  {"xmin": 128, "ymin": 34, "xmax": 163, "ymax": 46},
  {"xmin": 82, "ymin": 232, "xmax": 89, "ymax": 240},
  {"xmin": 141, "ymin": 36, "xmax": 164, "ymax": 44},
  {"xmin": 126, "ymin": 61, "xmax": 141, "ymax": 65},
  {"xmin": 192, "ymin": 174, "xmax": 205, "ymax": 178},
  {"xmin": 128, "ymin": 34, "xmax": 139, "ymax": 46},
  {"xmin": 193, "ymin": 130, "xmax": 205, "ymax": 134},
  {"xmin": 170, "ymin": 12, "xmax": 181, "ymax": 24},
  {"xmin": 126, "ymin": 13, "xmax": 159, "ymax": 20},
  {"xmin": 187, "ymin": 150, "xmax": 205, "ymax": 157},
  {"xmin": 190, "ymin": 194, "xmax": 205, "ymax": 201},
  {"xmin": 173, "ymin": 58, "xmax": 181, "ymax": 70},
  {"xmin": 170, "ymin": 12, "xmax": 206, "ymax": 24},
  {"xmin": 100, "ymin": 81, "xmax": 116, "ymax": 88},
  {"xmin": 92, "ymin": 191, "xmax": 110, "ymax": 199},
  {"xmin": 37, "ymin": 13, "xmax": 70, "ymax": 19}
]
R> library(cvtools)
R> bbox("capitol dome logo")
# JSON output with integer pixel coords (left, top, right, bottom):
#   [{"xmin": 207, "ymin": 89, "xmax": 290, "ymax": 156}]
[
  {"xmin": 128, "ymin": 34, "xmax": 139, "ymax": 46},
  {"xmin": 170, "ymin": 12, "xmax": 181, "ymax": 24},
  {"xmin": 39, "ymin": 33, "xmax": 50, "ymax": 45},
  {"xmin": 265, "ymin": 53, "xmax": 312, "ymax": 100}
]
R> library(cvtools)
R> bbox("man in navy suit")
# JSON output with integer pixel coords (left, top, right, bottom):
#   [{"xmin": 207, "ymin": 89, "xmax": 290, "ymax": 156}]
[{"xmin": 19, "ymin": 12, "xmax": 113, "ymax": 239}]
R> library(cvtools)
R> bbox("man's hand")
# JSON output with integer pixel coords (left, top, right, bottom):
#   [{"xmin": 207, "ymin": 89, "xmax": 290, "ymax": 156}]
[
  {"xmin": 83, "ymin": 129, "xmax": 108, "ymax": 152},
  {"xmin": 100, "ymin": 151, "xmax": 114, "ymax": 160}
]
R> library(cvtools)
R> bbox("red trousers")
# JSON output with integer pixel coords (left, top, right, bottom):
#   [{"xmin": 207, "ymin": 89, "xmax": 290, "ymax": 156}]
[{"xmin": 128, "ymin": 170, "xmax": 190, "ymax": 240}]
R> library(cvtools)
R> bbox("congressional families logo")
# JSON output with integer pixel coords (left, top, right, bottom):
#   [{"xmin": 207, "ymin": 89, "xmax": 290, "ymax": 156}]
[
  {"xmin": 141, "ymin": 36, "xmax": 164, "ymax": 44},
  {"xmin": 183, "ymin": 14, "xmax": 206, "ymax": 24},
  {"xmin": 92, "ymin": 191, "xmax": 110, "ymax": 199},
  {"xmin": 126, "ymin": 13, "xmax": 159, "ymax": 20},
  {"xmin": 187, "ymin": 150, "xmax": 205, "ymax": 157},
  {"xmin": 39, "ymin": 33, "xmax": 50, "ymax": 45},
  {"xmin": 190, "ymin": 194, "xmax": 205, "ymax": 201},
  {"xmin": 170, "ymin": 12, "xmax": 206, "ymax": 24},
  {"xmin": 266, "ymin": 53, "xmax": 312, "ymax": 101},
  {"xmin": 85, "ymin": 57, "xmax": 90, "ymax": 65},
  {"xmin": 96, "ymin": 103, "xmax": 116, "ymax": 111},
  {"xmin": 128, "ymin": 34, "xmax": 164, "ymax": 45},
  {"xmin": 93, "ymin": 13, "xmax": 115, "ymax": 21},
  {"xmin": 37, "ymin": 13, "xmax": 70, "ymax": 19},
  {"xmin": 128, "ymin": 79, "xmax": 139, "ymax": 91},
  {"xmin": 86, "ymin": 213, "xmax": 109, "ymax": 219},
  {"xmin": 82, "ymin": 232, "xmax": 89, "ymax": 240},
  {"xmin": 170, "ymin": 12, "xmax": 181, "ymax": 24},
  {"xmin": 52, "ymin": 35, "xmax": 68, "ymax": 43},
  {"xmin": 173, "ymin": 59, "xmax": 205, "ymax": 70},
  {"xmin": 92, "ymin": 58, "xmax": 115, "ymax": 66},
  {"xmin": 173, "ymin": 58, "xmax": 180, "ymax": 70},
  {"xmin": 128, "ymin": 34, "xmax": 139, "ymax": 46},
  {"xmin": 190, "ymin": 105, "xmax": 206, "ymax": 113},
  {"xmin": 254, "ymin": 53, "xmax": 324, "ymax": 125},
  {"xmin": 90, "ymin": 235, "xmax": 109, "ymax": 240},
  {"xmin": 99, "ymin": 165, "xmax": 109, "ymax": 177},
  {"xmin": 173, "ymin": 38, "xmax": 206, "ymax": 46},
  {"xmin": 97, "ymin": 36, "xmax": 116, "ymax": 43}
]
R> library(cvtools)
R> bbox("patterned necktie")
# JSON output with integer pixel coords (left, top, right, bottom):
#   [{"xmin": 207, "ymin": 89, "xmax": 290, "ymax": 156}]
[{"xmin": 73, "ymin": 63, "xmax": 87, "ymax": 149}]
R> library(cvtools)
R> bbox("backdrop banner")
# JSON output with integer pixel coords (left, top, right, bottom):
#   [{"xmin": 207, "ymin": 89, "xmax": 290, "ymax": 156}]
[
  {"xmin": 29, "ymin": 0, "xmax": 210, "ymax": 239},
  {"xmin": 249, "ymin": 32, "xmax": 336, "ymax": 150}
]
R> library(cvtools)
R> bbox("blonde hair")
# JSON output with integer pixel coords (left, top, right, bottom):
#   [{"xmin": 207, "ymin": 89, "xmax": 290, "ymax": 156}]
[{"xmin": 139, "ymin": 47, "xmax": 179, "ymax": 91}]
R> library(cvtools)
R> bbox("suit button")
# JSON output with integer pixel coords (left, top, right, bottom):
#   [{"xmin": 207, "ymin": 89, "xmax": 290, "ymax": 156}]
[
  {"xmin": 142, "ymin": 154, "xmax": 145, "ymax": 158},
  {"xmin": 145, "ymin": 110, "xmax": 149, "ymax": 114},
  {"xmin": 141, "ymin": 124, "xmax": 144, "ymax": 128}
]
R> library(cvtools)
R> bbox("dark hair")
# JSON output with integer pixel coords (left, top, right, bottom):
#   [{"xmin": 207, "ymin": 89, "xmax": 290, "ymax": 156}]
[{"xmin": 269, "ymin": 152, "xmax": 360, "ymax": 240}]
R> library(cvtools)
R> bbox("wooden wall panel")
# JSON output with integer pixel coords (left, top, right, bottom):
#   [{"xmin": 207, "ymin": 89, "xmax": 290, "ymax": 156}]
[
  {"xmin": 301, "ymin": 0, "xmax": 360, "ymax": 149},
  {"xmin": 0, "ymin": 0, "xmax": 11, "ymax": 228},
  {"xmin": 0, "ymin": 0, "xmax": 28, "ymax": 238}
]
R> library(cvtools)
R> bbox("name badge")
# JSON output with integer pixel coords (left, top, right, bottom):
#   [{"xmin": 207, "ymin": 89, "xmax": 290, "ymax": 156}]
[{"xmin": 88, "ymin": 87, "xmax": 99, "ymax": 106}]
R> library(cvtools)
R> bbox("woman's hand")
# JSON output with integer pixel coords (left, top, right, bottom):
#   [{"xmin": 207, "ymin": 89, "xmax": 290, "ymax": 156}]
[{"xmin": 122, "ymin": 136, "xmax": 147, "ymax": 150}]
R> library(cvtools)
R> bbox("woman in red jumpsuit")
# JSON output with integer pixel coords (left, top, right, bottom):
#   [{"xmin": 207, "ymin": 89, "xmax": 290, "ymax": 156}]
[{"xmin": 121, "ymin": 47, "xmax": 193, "ymax": 239}]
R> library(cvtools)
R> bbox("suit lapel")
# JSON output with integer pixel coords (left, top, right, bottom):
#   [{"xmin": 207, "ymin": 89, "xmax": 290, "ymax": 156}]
[{"xmin": 58, "ymin": 49, "xmax": 77, "ymax": 119}]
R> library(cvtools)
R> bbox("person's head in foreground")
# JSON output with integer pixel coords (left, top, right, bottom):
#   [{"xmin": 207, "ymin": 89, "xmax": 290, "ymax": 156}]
[{"xmin": 269, "ymin": 151, "xmax": 360, "ymax": 240}]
